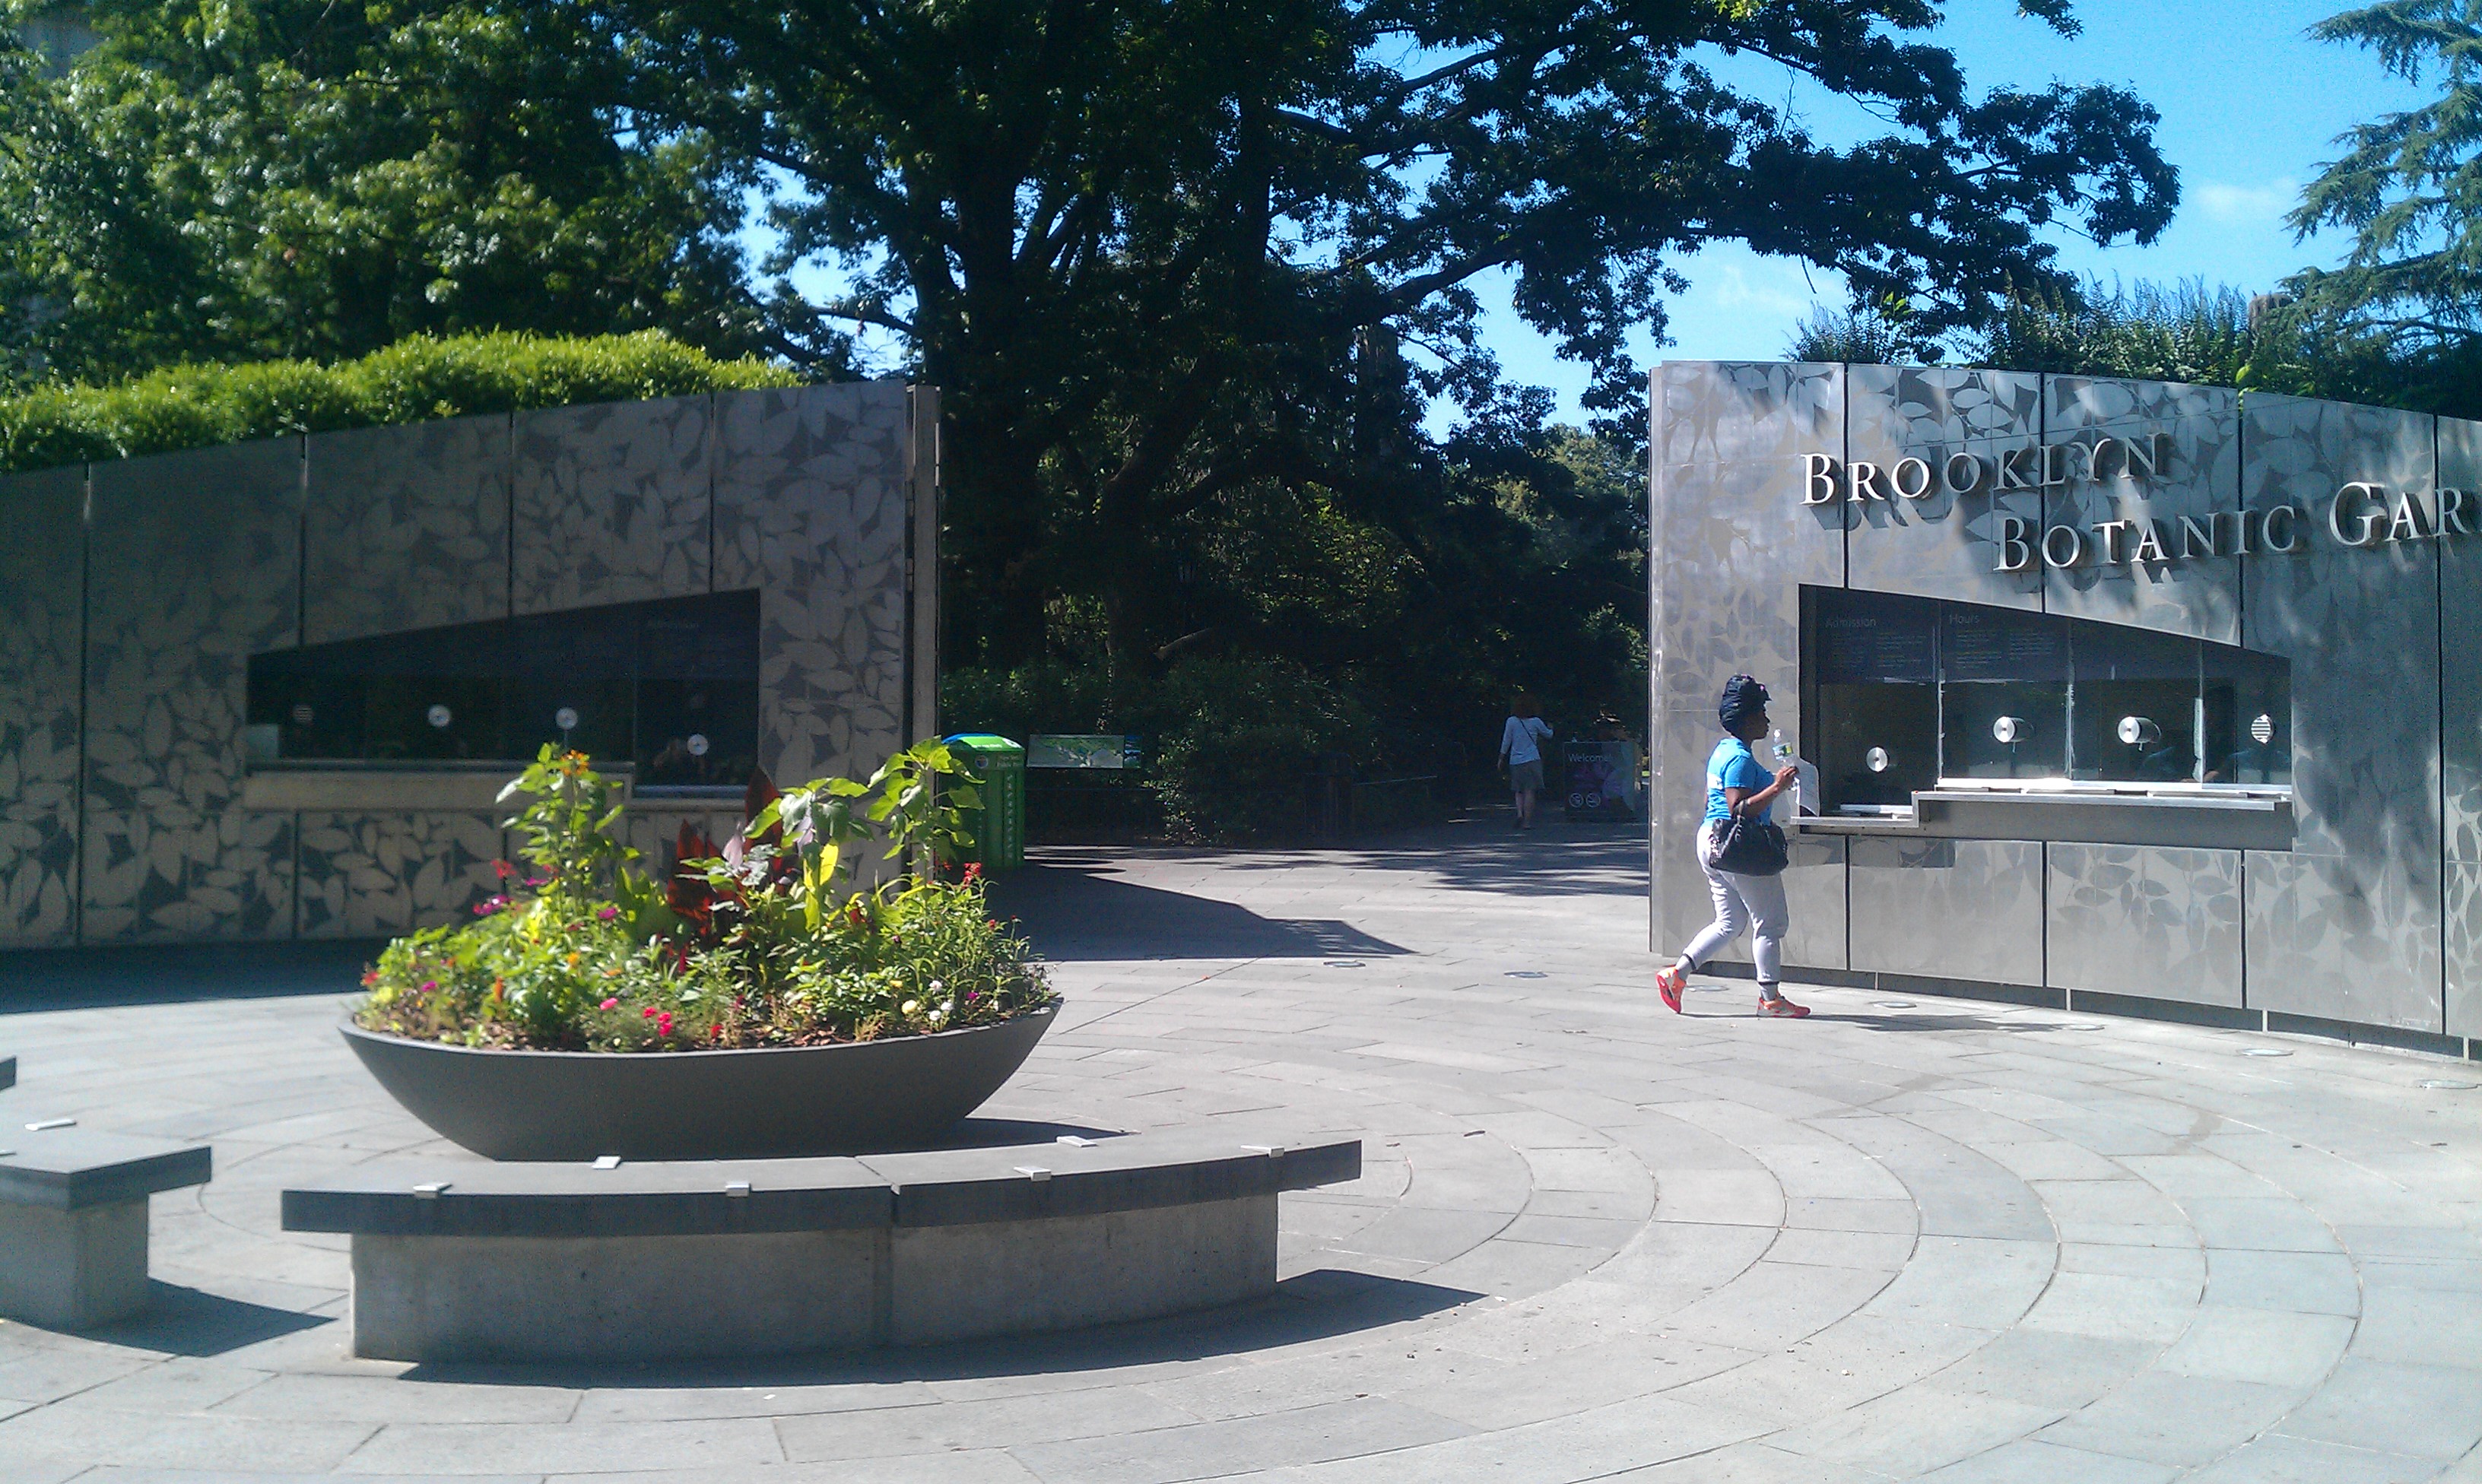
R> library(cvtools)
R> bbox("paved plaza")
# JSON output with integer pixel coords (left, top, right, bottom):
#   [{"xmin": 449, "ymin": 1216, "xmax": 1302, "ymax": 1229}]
[{"xmin": 2, "ymin": 820, "xmax": 2480, "ymax": 1482}]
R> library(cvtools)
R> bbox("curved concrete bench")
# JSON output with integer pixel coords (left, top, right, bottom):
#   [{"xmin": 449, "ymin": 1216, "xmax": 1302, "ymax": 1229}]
[
  {"xmin": 1, "ymin": 1123, "xmax": 212, "ymax": 1327},
  {"xmin": 283, "ymin": 1129, "xmax": 1360, "ymax": 1362}
]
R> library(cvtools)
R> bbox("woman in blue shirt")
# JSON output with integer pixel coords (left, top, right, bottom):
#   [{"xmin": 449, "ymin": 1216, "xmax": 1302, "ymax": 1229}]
[{"xmin": 1655, "ymin": 674, "xmax": 1808, "ymax": 1018}]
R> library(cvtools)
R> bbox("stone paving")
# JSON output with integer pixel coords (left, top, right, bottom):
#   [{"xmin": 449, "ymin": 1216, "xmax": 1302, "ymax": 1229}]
[{"xmin": 2, "ymin": 820, "xmax": 2480, "ymax": 1482}]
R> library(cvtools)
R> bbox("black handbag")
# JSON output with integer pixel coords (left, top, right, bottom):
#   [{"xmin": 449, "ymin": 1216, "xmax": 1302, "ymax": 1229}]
[{"xmin": 1709, "ymin": 806, "xmax": 1789, "ymax": 877}]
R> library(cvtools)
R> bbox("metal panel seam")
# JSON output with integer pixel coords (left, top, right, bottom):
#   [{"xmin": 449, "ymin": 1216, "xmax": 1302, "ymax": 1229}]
[
  {"xmin": 1841, "ymin": 362, "xmax": 1854, "ymax": 975},
  {"xmin": 73, "ymin": 462, "xmax": 90, "ymax": 946}
]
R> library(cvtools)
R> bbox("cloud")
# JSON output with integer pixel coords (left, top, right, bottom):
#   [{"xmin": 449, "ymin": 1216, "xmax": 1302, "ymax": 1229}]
[
  {"xmin": 2193, "ymin": 179, "xmax": 2299, "ymax": 225},
  {"xmin": 1702, "ymin": 258, "xmax": 1812, "ymax": 319}
]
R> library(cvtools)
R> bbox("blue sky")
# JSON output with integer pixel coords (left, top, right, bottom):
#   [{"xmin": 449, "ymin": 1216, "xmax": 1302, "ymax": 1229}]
[{"xmin": 1479, "ymin": 0, "xmax": 2433, "ymax": 423}]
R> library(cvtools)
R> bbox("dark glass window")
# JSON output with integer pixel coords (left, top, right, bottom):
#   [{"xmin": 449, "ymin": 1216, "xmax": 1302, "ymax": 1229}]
[
  {"xmin": 1804, "ymin": 588, "xmax": 1938, "ymax": 807},
  {"xmin": 2073, "ymin": 623, "xmax": 2201, "ymax": 782},
  {"xmin": 248, "ymin": 591, "xmax": 759, "ymax": 784},
  {"xmin": 1939, "ymin": 606, "xmax": 2071, "ymax": 780},
  {"xmin": 1801, "ymin": 586, "xmax": 2290, "ymax": 812},
  {"xmin": 2204, "ymin": 645, "xmax": 2293, "ymax": 786}
]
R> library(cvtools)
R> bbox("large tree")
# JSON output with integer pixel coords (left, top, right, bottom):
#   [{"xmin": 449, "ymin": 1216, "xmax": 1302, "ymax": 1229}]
[
  {"xmin": 2289, "ymin": 0, "xmax": 2482, "ymax": 350},
  {"xmin": 0, "ymin": 1, "xmax": 839, "ymax": 386},
  {"xmin": 593, "ymin": 0, "xmax": 2176, "ymax": 665}
]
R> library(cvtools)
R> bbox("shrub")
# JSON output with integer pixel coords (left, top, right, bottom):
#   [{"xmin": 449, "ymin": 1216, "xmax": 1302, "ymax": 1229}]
[
  {"xmin": 354, "ymin": 742, "xmax": 1052, "ymax": 1051},
  {"xmin": 0, "ymin": 330, "xmax": 805, "ymax": 474},
  {"xmin": 1136, "ymin": 655, "xmax": 1376, "ymax": 842}
]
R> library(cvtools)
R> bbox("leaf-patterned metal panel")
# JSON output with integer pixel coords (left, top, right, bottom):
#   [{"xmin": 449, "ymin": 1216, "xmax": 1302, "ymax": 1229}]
[
  {"xmin": 1651, "ymin": 363, "xmax": 1846, "ymax": 962},
  {"xmin": 2241, "ymin": 393, "xmax": 2441, "ymax": 1029},
  {"xmin": 2043, "ymin": 376, "xmax": 2242, "ymax": 643},
  {"xmin": 1848, "ymin": 836, "xmax": 2045, "ymax": 987},
  {"xmin": 0, "ymin": 468, "xmax": 86, "ymax": 947},
  {"xmin": 1843, "ymin": 366, "xmax": 2043, "ymax": 607},
  {"xmin": 2448, "ymin": 861, "xmax": 2482, "ymax": 1040},
  {"xmin": 82, "ymin": 442, "xmax": 300, "ymax": 942},
  {"xmin": 2046, "ymin": 843, "xmax": 2242, "ymax": 1007},
  {"xmin": 304, "ymin": 415, "xmax": 510, "ymax": 644},
  {"xmin": 2443, "ymin": 417, "xmax": 2482, "ymax": 1038},
  {"xmin": 511, "ymin": 396, "xmax": 713, "ymax": 616},
  {"xmin": 295, "ymin": 811, "xmax": 506, "ymax": 939},
  {"xmin": 714, "ymin": 383, "xmax": 911, "ymax": 785}
]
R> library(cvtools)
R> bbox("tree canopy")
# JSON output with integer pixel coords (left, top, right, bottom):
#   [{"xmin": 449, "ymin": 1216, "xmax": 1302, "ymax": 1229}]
[
  {"xmin": 2288, "ymin": 0, "xmax": 2482, "ymax": 350},
  {"xmin": 590, "ymin": 0, "xmax": 2176, "ymax": 668},
  {"xmin": 0, "ymin": 0, "xmax": 841, "ymax": 387}
]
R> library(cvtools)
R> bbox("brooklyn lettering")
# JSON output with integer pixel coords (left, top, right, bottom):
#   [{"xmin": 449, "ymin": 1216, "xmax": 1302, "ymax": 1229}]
[{"xmin": 1801, "ymin": 434, "xmax": 2171, "ymax": 505}]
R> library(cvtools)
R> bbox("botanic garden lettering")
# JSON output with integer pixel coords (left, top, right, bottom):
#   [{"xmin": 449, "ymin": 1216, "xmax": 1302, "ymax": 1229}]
[{"xmin": 1799, "ymin": 439, "xmax": 2477, "ymax": 569}]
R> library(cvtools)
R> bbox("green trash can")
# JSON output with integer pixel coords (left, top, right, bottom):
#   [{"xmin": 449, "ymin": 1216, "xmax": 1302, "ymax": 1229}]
[{"xmin": 944, "ymin": 734, "xmax": 1026, "ymax": 871}]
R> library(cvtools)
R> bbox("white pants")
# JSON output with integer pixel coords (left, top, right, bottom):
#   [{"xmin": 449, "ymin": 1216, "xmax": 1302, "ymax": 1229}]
[{"xmin": 1681, "ymin": 820, "xmax": 1788, "ymax": 985}]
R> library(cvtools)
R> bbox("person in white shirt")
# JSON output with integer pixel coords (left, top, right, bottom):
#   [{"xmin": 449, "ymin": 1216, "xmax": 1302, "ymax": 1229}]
[{"xmin": 1498, "ymin": 693, "xmax": 1554, "ymax": 830}]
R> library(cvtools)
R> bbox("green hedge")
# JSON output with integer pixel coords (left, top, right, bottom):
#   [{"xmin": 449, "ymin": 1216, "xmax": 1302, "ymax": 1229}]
[{"xmin": 0, "ymin": 331, "xmax": 806, "ymax": 474}]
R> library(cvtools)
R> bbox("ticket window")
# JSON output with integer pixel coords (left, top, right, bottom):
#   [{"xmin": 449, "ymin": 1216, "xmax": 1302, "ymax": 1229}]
[
  {"xmin": 249, "ymin": 590, "xmax": 760, "ymax": 779},
  {"xmin": 1801, "ymin": 585, "xmax": 2291, "ymax": 811},
  {"xmin": 1938, "ymin": 607, "xmax": 2070, "ymax": 781},
  {"xmin": 1804, "ymin": 588, "xmax": 1940, "ymax": 810},
  {"xmin": 2071, "ymin": 624, "xmax": 2202, "ymax": 783},
  {"xmin": 2204, "ymin": 645, "xmax": 2292, "ymax": 787}
]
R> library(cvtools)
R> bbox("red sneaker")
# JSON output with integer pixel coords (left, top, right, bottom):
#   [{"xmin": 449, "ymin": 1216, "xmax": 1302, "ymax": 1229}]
[
  {"xmin": 1756, "ymin": 994, "xmax": 1810, "ymax": 1018},
  {"xmin": 1655, "ymin": 965, "xmax": 1685, "ymax": 1013}
]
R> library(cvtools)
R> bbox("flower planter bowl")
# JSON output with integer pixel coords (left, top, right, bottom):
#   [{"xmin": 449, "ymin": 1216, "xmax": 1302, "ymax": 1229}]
[{"xmin": 340, "ymin": 1004, "xmax": 1058, "ymax": 1162}]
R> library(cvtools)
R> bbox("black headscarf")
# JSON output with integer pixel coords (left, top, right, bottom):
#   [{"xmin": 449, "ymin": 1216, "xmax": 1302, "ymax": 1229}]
[{"xmin": 1718, "ymin": 674, "xmax": 1769, "ymax": 734}]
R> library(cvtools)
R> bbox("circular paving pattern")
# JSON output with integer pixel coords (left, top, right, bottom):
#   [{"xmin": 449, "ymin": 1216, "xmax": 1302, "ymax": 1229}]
[{"xmin": 1, "ymin": 827, "xmax": 2479, "ymax": 1482}]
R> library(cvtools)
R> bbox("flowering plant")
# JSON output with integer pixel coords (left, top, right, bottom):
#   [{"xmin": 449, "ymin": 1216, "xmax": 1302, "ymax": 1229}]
[{"xmin": 355, "ymin": 742, "xmax": 1051, "ymax": 1051}]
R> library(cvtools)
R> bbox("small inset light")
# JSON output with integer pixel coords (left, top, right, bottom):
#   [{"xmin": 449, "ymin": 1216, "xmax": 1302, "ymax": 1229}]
[
  {"xmin": 2117, "ymin": 715, "xmax": 2160, "ymax": 747},
  {"xmin": 426, "ymin": 704, "xmax": 453, "ymax": 729},
  {"xmin": 687, "ymin": 733, "xmax": 710, "ymax": 756},
  {"xmin": 555, "ymin": 706, "xmax": 579, "ymax": 731},
  {"xmin": 290, "ymin": 702, "xmax": 314, "ymax": 725},
  {"xmin": 1865, "ymin": 746, "xmax": 1891, "ymax": 773},
  {"xmin": 1991, "ymin": 716, "xmax": 2024, "ymax": 745},
  {"xmin": 2251, "ymin": 713, "xmax": 2275, "ymax": 746}
]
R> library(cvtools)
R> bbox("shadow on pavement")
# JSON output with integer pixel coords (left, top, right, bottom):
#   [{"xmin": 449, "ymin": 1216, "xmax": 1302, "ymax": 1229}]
[
  {"xmin": 0, "ymin": 938, "xmax": 381, "ymax": 1015},
  {"xmin": 990, "ymin": 859, "xmax": 1409, "ymax": 960},
  {"xmin": 1214, "ymin": 815, "xmax": 1649, "ymax": 901},
  {"xmin": 1810, "ymin": 1013, "xmax": 2075, "ymax": 1035},
  {"xmin": 877, "ymin": 1116, "xmax": 1131, "ymax": 1151},
  {"xmin": 396, "ymin": 1269, "xmax": 1482, "ymax": 1389},
  {"xmin": 65, "ymin": 1283, "xmax": 338, "ymax": 1357}
]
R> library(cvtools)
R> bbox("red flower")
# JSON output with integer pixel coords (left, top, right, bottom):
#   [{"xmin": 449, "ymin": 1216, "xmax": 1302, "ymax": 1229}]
[
  {"xmin": 642, "ymin": 1006, "xmax": 658, "ymax": 1019},
  {"xmin": 493, "ymin": 861, "xmax": 516, "ymax": 880},
  {"xmin": 960, "ymin": 862, "xmax": 983, "ymax": 885},
  {"xmin": 656, "ymin": 1011, "xmax": 674, "ymax": 1037}
]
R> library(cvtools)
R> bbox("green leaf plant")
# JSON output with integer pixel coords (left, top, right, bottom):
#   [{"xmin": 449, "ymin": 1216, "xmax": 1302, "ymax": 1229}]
[{"xmin": 356, "ymin": 740, "xmax": 1046, "ymax": 1051}]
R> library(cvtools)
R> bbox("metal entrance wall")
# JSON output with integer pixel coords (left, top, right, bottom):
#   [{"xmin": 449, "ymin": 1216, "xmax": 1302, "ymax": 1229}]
[
  {"xmin": 0, "ymin": 382, "xmax": 940, "ymax": 949},
  {"xmin": 1652, "ymin": 362, "xmax": 2479, "ymax": 1052}
]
